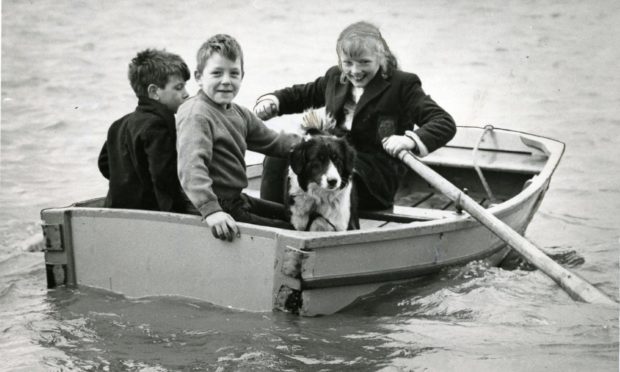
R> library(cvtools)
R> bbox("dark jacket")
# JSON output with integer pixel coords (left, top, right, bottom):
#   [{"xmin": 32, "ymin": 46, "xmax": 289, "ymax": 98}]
[
  {"xmin": 272, "ymin": 66, "xmax": 456, "ymax": 208},
  {"xmin": 98, "ymin": 97, "xmax": 189, "ymax": 213}
]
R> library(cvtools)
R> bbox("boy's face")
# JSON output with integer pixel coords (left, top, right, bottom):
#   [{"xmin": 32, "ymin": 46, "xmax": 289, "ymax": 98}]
[
  {"xmin": 195, "ymin": 53, "xmax": 242, "ymax": 108},
  {"xmin": 155, "ymin": 75, "xmax": 189, "ymax": 113},
  {"xmin": 339, "ymin": 50, "xmax": 381, "ymax": 88}
]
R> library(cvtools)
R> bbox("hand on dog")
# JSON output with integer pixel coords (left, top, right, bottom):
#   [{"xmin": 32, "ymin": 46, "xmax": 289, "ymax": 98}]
[
  {"xmin": 204, "ymin": 211, "xmax": 240, "ymax": 242},
  {"xmin": 253, "ymin": 97, "xmax": 279, "ymax": 120},
  {"xmin": 382, "ymin": 135, "xmax": 416, "ymax": 157}
]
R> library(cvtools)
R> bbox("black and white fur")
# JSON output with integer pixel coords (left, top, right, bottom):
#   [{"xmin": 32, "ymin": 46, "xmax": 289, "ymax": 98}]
[{"xmin": 286, "ymin": 113, "xmax": 359, "ymax": 231}]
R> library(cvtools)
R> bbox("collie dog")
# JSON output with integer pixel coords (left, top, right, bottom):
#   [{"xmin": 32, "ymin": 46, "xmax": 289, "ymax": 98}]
[{"xmin": 286, "ymin": 111, "xmax": 359, "ymax": 231}]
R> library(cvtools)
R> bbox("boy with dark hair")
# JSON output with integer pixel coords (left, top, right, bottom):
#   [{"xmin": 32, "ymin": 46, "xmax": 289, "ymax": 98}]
[
  {"xmin": 177, "ymin": 34, "xmax": 299, "ymax": 241},
  {"xmin": 98, "ymin": 48, "xmax": 192, "ymax": 212}
]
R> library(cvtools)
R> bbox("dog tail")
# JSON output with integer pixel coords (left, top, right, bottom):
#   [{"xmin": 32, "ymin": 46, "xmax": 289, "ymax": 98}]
[{"xmin": 301, "ymin": 110, "xmax": 336, "ymax": 132}]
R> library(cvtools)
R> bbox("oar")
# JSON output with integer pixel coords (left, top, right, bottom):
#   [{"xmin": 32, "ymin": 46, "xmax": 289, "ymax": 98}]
[{"xmin": 398, "ymin": 150, "xmax": 617, "ymax": 305}]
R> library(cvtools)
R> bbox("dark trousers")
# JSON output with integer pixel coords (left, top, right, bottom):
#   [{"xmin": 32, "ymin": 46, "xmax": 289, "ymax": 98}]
[
  {"xmin": 220, "ymin": 193, "xmax": 294, "ymax": 230},
  {"xmin": 260, "ymin": 156, "xmax": 289, "ymax": 204}
]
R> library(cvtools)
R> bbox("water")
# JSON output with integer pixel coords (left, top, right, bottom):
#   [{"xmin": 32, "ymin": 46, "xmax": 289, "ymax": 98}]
[{"xmin": 1, "ymin": 0, "xmax": 619, "ymax": 370}]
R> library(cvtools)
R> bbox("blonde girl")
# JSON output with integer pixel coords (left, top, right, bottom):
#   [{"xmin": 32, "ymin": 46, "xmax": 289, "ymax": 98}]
[{"xmin": 255, "ymin": 21, "xmax": 456, "ymax": 210}]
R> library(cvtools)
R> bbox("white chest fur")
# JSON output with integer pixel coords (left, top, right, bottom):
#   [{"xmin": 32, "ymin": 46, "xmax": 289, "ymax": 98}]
[{"xmin": 287, "ymin": 168, "xmax": 352, "ymax": 231}]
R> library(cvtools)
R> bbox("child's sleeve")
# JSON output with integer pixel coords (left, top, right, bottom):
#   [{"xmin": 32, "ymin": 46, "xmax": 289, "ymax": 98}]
[
  {"xmin": 98, "ymin": 141, "xmax": 110, "ymax": 179},
  {"xmin": 402, "ymin": 74, "xmax": 456, "ymax": 154},
  {"xmin": 244, "ymin": 109, "xmax": 300, "ymax": 157},
  {"xmin": 176, "ymin": 111, "xmax": 222, "ymax": 218},
  {"xmin": 270, "ymin": 67, "xmax": 335, "ymax": 114}
]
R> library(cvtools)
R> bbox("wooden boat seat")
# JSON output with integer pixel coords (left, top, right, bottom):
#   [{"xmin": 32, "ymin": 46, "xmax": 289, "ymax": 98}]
[
  {"xmin": 359, "ymin": 205, "xmax": 459, "ymax": 223},
  {"xmin": 423, "ymin": 146, "xmax": 546, "ymax": 174}
]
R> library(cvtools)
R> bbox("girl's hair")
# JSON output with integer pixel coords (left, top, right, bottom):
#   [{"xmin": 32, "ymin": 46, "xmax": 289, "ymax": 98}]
[
  {"xmin": 128, "ymin": 49, "xmax": 190, "ymax": 97},
  {"xmin": 336, "ymin": 21, "xmax": 398, "ymax": 82},
  {"xmin": 196, "ymin": 34, "xmax": 244, "ymax": 76}
]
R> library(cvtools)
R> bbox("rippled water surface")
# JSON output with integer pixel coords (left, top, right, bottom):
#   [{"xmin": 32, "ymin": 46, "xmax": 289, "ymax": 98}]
[{"xmin": 2, "ymin": 0, "xmax": 619, "ymax": 370}]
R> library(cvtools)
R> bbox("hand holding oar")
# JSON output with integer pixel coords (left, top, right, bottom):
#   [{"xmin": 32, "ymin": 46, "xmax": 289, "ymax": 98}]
[{"xmin": 395, "ymin": 149, "xmax": 616, "ymax": 305}]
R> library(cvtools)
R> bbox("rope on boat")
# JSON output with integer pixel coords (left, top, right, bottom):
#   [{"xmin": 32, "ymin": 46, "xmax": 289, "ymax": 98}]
[{"xmin": 472, "ymin": 125, "xmax": 497, "ymax": 205}]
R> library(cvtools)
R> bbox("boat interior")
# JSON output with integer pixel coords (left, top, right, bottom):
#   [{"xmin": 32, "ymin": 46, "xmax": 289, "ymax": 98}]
[
  {"xmin": 356, "ymin": 128, "xmax": 551, "ymax": 229},
  {"xmin": 75, "ymin": 127, "xmax": 551, "ymax": 231},
  {"xmin": 357, "ymin": 159, "xmax": 541, "ymax": 229}
]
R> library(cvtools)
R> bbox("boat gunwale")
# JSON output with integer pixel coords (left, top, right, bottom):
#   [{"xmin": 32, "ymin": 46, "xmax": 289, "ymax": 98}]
[{"xmin": 41, "ymin": 127, "xmax": 564, "ymax": 250}]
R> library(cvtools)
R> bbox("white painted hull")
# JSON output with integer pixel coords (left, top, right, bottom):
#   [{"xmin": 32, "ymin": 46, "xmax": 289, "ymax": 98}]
[{"xmin": 42, "ymin": 126, "xmax": 564, "ymax": 315}]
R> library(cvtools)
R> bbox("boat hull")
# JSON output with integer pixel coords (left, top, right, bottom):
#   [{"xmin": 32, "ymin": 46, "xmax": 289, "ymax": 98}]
[{"xmin": 42, "ymin": 126, "xmax": 563, "ymax": 315}]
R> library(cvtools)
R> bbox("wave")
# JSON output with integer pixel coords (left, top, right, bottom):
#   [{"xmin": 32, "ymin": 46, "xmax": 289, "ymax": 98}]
[{"xmin": 42, "ymin": 121, "xmax": 69, "ymax": 131}]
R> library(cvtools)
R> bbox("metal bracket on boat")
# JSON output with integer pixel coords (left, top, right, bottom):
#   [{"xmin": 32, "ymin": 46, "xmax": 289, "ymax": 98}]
[
  {"xmin": 281, "ymin": 246, "xmax": 308, "ymax": 279},
  {"xmin": 42, "ymin": 223, "xmax": 64, "ymax": 252},
  {"xmin": 274, "ymin": 285, "xmax": 302, "ymax": 314},
  {"xmin": 522, "ymin": 176, "xmax": 536, "ymax": 190},
  {"xmin": 46, "ymin": 264, "xmax": 67, "ymax": 288},
  {"xmin": 275, "ymin": 246, "xmax": 307, "ymax": 314},
  {"xmin": 473, "ymin": 125, "xmax": 497, "ymax": 204},
  {"xmin": 455, "ymin": 189, "xmax": 465, "ymax": 214}
]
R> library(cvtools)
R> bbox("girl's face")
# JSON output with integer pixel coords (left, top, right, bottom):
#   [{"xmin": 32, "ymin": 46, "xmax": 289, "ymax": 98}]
[{"xmin": 340, "ymin": 50, "xmax": 381, "ymax": 88}]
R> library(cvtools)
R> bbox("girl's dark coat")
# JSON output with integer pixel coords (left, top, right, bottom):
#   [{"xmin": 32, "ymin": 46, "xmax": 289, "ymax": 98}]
[{"xmin": 272, "ymin": 66, "xmax": 456, "ymax": 208}]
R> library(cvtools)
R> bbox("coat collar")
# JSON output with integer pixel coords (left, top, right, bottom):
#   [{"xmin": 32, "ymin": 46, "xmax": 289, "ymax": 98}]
[
  {"xmin": 332, "ymin": 78, "xmax": 349, "ymax": 117},
  {"xmin": 332, "ymin": 71, "xmax": 391, "ymax": 117},
  {"xmin": 355, "ymin": 72, "xmax": 391, "ymax": 115},
  {"xmin": 136, "ymin": 96, "xmax": 176, "ymax": 130}
]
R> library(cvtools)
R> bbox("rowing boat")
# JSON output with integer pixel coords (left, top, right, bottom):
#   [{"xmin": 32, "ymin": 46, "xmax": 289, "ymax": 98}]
[{"xmin": 41, "ymin": 126, "xmax": 564, "ymax": 316}]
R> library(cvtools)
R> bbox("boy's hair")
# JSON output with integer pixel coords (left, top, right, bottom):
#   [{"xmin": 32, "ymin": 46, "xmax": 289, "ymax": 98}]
[
  {"xmin": 336, "ymin": 21, "xmax": 398, "ymax": 81},
  {"xmin": 128, "ymin": 49, "xmax": 190, "ymax": 97},
  {"xmin": 196, "ymin": 34, "xmax": 244, "ymax": 76}
]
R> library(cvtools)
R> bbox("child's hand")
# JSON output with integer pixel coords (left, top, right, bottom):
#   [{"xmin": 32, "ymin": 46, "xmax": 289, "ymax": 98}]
[
  {"xmin": 204, "ymin": 211, "xmax": 240, "ymax": 242},
  {"xmin": 382, "ymin": 135, "xmax": 416, "ymax": 157},
  {"xmin": 254, "ymin": 97, "xmax": 279, "ymax": 120}
]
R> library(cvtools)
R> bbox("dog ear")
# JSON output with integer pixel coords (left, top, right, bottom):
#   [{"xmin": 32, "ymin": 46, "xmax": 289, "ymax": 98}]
[{"xmin": 289, "ymin": 142, "xmax": 306, "ymax": 175}]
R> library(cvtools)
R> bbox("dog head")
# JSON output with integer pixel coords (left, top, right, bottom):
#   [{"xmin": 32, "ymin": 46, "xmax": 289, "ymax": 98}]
[{"xmin": 289, "ymin": 130, "xmax": 356, "ymax": 192}]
